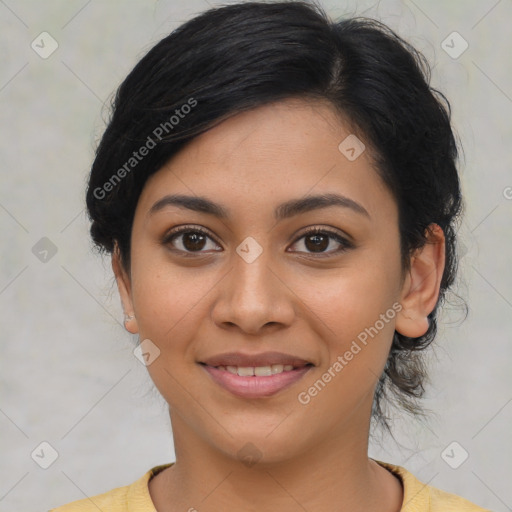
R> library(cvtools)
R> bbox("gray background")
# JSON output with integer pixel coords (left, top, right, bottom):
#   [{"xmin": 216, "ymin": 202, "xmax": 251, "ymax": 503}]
[{"xmin": 1, "ymin": 1, "xmax": 511, "ymax": 511}]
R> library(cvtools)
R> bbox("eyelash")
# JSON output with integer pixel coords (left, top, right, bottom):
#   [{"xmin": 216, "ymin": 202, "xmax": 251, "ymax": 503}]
[{"xmin": 162, "ymin": 225, "xmax": 354, "ymax": 258}]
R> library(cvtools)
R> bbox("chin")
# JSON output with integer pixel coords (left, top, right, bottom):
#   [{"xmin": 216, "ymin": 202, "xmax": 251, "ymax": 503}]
[{"xmin": 207, "ymin": 424, "xmax": 307, "ymax": 468}]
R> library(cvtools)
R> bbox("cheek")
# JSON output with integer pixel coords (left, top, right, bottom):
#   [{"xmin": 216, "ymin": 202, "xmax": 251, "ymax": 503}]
[
  {"xmin": 294, "ymin": 269, "xmax": 400, "ymax": 417},
  {"xmin": 129, "ymin": 249, "xmax": 223, "ymax": 361},
  {"xmin": 299, "ymin": 255, "xmax": 401, "ymax": 337},
  {"xmin": 293, "ymin": 245, "xmax": 403, "ymax": 398},
  {"xmin": 129, "ymin": 258, "xmax": 214, "ymax": 404}
]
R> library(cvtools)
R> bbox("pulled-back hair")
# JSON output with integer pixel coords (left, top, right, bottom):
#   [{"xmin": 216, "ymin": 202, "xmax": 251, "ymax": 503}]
[{"xmin": 86, "ymin": 0, "xmax": 463, "ymax": 431}]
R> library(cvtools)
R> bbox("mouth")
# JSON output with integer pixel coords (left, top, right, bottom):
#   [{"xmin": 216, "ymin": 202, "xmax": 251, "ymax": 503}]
[
  {"xmin": 199, "ymin": 362, "xmax": 312, "ymax": 376},
  {"xmin": 198, "ymin": 351, "xmax": 314, "ymax": 398}
]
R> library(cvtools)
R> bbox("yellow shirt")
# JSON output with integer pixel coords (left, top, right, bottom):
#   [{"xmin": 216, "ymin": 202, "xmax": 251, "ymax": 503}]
[{"xmin": 50, "ymin": 460, "xmax": 491, "ymax": 511}]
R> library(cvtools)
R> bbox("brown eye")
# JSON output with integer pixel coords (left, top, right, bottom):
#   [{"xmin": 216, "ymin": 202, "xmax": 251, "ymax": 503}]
[
  {"xmin": 164, "ymin": 227, "xmax": 222, "ymax": 254},
  {"xmin": 181, "ymin": 232, "xmax": 207, "ymax": 251},
  {"xmin": 304, "ymin": 233, "xmax": 330, "ymax": 252},
  {"xmin": 290, "ymin": 227, "xmax": 353, "ymax": 255}
]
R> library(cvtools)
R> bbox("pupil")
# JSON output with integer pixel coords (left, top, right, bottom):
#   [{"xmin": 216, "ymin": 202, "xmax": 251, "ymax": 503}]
[
  {"xmin": 184, "ymin": 232, "xmax": 206, "ymax": 251},
  {"xmin": 305, "ymin": 234, "xmax": 328, "ymax": 252}
]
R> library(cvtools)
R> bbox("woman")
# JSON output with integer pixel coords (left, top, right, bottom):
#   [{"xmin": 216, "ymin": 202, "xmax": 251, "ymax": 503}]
[{"xmin": 52, "ymin": 1, "xmax": 490, "ymax": 510}]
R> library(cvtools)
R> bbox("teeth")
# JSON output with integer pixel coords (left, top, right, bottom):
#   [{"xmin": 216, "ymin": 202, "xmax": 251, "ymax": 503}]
[
  {"xmin": 271, "ymin": 364, "xmax": 284, "ymax": 374},
  {"xmin": 217, "ymin": 364, "xmax": 298, "ymax": 376},
  {"xmin": 254, "ymin": 366, "xmax": 272, "ymax": 376},
  {"xmin": 237, "ymin": 366, "xmax": 255, "ymax": 376}
]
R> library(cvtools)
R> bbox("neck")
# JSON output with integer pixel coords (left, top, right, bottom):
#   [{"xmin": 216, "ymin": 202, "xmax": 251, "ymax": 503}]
[{"xmin": 149, "ymin": 411, "xmax": 403, "ymax": 512}]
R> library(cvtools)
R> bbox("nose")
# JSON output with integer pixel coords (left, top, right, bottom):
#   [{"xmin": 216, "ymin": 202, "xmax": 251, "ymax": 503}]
[{"xmin": 211, "ymin": 247, "xmax": 295, "ymax": 335}]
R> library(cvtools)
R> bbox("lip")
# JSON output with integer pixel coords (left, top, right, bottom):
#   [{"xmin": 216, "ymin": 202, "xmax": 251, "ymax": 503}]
[
  {"xmin": 200, "ymin": 351, "xmax": 312, "ymax": 368},
  {"xmin": 200, "ymin": 363, "xmax": 313, "ymax": 399}
]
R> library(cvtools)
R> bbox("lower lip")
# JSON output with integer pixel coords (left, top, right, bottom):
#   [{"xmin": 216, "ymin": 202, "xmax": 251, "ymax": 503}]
[{"xmin": 201, "ymin": 364, "xmax": 313, "ymax": 398}]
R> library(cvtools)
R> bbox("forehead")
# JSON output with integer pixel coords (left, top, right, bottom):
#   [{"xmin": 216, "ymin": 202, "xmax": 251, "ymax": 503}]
[
  {"xmin": 136, "ymin": 98, "xmax": 396, "ymax": 223},
  {"xmin": 172, "ymin": 99, "xmax": 352, "ymax": 174}
]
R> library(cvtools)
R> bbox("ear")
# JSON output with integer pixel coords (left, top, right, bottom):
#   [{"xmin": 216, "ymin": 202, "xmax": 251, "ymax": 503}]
[
  {"xmin": 112, "ymin": 243, "xmax": 139, "ymax": 334},
  {"xmin": 395, "ymin": 224, "xmax": 446, "ymax": 338}
]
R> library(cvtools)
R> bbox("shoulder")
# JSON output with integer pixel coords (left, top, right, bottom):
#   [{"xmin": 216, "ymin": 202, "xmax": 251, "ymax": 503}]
[
  {"xmin": 49, "ymin": 464, "xmax": 173, "ymax": 512},
  {"xmin": 375, "ymin": 460, "xmax": 492, "ymax": 512},
  {"xmin": 49, "ymin": 482, "xmax": 132, "ymax": 512}
]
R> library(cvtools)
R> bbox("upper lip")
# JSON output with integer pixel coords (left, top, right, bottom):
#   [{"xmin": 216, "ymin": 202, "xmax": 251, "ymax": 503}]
[{"xmin": 200, "ymin": 351, "xmax": 313, "ymax": 368}]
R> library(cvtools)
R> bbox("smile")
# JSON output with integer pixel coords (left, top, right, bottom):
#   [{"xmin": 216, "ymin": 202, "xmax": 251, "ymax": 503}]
[{"xmin": 200, "ymin": 363, "xmax": 313, "ymax": 398}]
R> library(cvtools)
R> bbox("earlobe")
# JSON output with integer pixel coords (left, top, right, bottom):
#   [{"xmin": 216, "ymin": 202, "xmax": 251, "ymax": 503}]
[
  {"xmin": 112, "ymin": 243, "xmax": 139, "ymax": 334},
  {"xmin": 395, "ymin": 224, "xmax": 446, "ymax": 338}
]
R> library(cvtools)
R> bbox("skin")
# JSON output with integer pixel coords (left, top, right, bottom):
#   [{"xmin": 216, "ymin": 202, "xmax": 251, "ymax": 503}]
[{"xmin": 113, "ymin": 98, "xmax": 445, "ymax": 512}]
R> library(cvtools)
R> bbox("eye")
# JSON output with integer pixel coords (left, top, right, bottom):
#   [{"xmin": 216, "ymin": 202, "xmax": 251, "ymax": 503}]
[
  {"xmin": 288, "ymin": 227, "xmax": 353, "ymax": 256},
  {"xmin": 163, "ymin": 226, "xmax": 222, "ymax": 254}
]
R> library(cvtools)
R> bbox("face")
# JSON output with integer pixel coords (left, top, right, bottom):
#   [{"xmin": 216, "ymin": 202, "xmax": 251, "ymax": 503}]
[{"xmin": 115, "ymin": 98, "xmax": 443, "ymax": 466}]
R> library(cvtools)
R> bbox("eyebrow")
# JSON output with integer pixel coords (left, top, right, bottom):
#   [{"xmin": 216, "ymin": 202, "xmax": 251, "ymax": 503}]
[{"xmin": 148, "ymin": 192, "xmax": 370, "ymax": 220}]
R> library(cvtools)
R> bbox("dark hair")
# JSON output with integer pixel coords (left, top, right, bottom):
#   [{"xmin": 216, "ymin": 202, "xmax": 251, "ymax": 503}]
[{"xmin": 86, "ymin": 0, "xmax": 463, "ymax": 431}]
